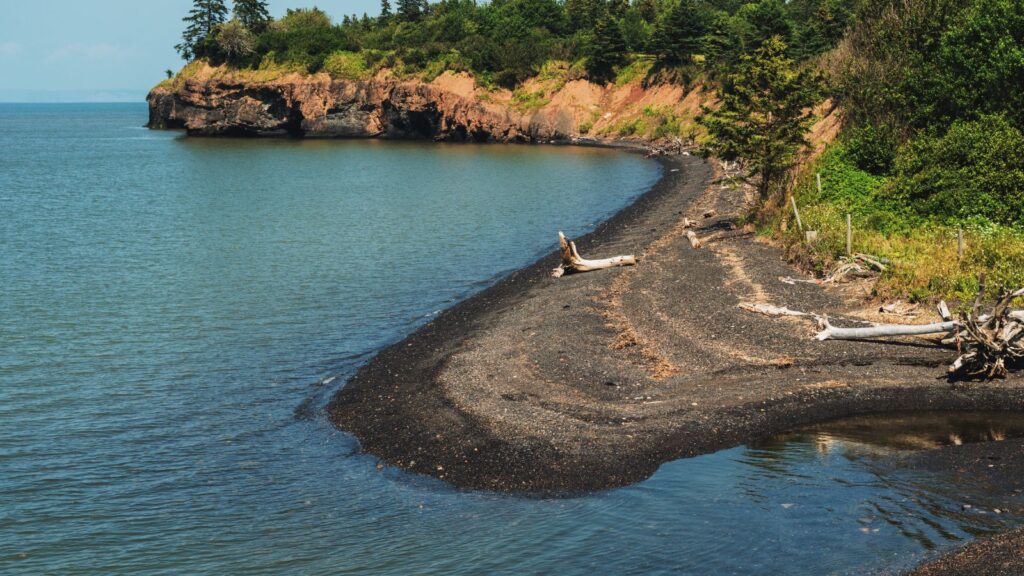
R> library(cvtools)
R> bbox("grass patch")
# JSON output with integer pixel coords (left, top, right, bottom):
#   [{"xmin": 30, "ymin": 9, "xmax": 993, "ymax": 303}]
[
  {"xmin": 614, "ymin": 57, "xmax": 654, "ymax": 87},
  {"xmin": 784, "ymin": 143, "xmax": 1024, "ymax": 302},
  {"xmin": 510, "ymin": 88, "xmax": 550, "ymax": 112}
]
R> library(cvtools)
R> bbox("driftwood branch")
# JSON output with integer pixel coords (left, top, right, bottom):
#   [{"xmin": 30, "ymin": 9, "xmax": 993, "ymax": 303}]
[
  {"xmin": 739, "ymin": 303, "xmax": 812, "ymax": 318},
  {"xmin": 551, "ymin": 232, "xmax": 636, "ymax": 277},
  {"xmin": 824, "ymin": 253, "xmax": 890, "ymax": 283},
  {"xmin": 686, "ymin": 231, "xmax": 702, "ymax": 249}
]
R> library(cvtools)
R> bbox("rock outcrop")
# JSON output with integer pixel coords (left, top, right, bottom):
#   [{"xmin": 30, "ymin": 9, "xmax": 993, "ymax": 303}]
[
  {"xmin": 146, "ymin": 64, "xmax": 719, "ymax": 143},
  {"xmin": 148, "ymin": 70, "xmax": 568, "ymax": 142}
]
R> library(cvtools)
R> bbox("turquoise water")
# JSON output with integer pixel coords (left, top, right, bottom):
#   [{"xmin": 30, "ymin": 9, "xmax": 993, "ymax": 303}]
[{"xmin": 1, "ymin": 104, "xmax": 1020, "ymax": 575}]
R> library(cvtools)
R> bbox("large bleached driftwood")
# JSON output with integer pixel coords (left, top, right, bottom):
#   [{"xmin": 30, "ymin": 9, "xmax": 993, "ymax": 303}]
[
  {"xmin": 740, "ymin": 280, "xmax": 1024, "ymax": 379},
  {"xmin": 815, "ymin": 319, "xmax": 956, "ymax": 341},
  {"xmin": 551, "ymin": 232, "xmax": 636, "ymax": 277}
]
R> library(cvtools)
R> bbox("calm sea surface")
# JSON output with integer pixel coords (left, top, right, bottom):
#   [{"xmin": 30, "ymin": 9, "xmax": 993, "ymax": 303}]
[{"xmin": 1, "ymin": 104, "xmax": 1020, "ymax": 575}]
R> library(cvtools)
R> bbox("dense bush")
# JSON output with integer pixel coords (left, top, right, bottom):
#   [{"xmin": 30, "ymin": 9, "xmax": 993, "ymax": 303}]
[
  {"xmin": 892, "ymin": 115, "xmax": 1024, "ymax": 227},
  {"xmin": 323, "ymin": 51, "xmax": 369, "ymax": 80},
  {"xmin": 257, "ymin": 9, "xmax": 353, "ymax": 71}
]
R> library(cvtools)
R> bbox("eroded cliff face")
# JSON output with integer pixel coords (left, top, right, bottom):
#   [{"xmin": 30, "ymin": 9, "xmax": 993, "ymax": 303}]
[
  {"xmin": 149, "ymin": 70, "xmax": 566, "ymax": 141},
  {"xmin": 146, "ymin": 65, "xmax": 720, "ymax": 143}
]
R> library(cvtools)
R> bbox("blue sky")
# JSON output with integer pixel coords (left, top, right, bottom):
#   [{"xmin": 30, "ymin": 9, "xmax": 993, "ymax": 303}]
[{"xmin": 0, "ymin": 0, "xmax": 381, "ymax": 102}]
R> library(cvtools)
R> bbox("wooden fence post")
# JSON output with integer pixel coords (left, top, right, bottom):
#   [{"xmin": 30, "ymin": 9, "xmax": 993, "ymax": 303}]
[
  {"xmin": 846, "ymin": 213, "xmax": 852, "ymax": 257},
  {"xmin": 791, "ymin": 196, "xmax": 803, "ymax": 232},
  {"xmin": 957, "ymin": 229, "xmax": 964, "ymax": 260},
  {"xmin": 816, "ymin": 172, "xmax": 823, "ymax": 196}
]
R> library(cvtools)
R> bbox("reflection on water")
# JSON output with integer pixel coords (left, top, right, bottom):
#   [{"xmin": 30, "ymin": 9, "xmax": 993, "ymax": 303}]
[{"xmin": 787, "ymin": 411, "xmax": 1024, "ymax": 451}]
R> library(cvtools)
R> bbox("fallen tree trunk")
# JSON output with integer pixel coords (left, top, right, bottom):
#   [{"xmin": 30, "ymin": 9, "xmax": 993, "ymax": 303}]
[
  {"xmin": 815, "ymin": 319, "xmax": 956, "ymax": 341},
  {"xmin": 551, "ymin": 231, "xmax": 636, "ymax": 277}
]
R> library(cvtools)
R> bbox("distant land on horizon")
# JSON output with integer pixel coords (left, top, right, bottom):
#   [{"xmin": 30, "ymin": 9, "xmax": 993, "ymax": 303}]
[{"xmin": 0, "ymin": 89, "xmax": 146, "ymax": 103}]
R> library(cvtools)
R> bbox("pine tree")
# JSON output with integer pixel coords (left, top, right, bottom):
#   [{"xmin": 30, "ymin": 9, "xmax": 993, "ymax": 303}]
[
  {"xmin": 397, "ymin": 0, "xmax": 422, "ymax": 22},
  {"xmin": 587, "ymin": 15, "xmax": 627, "ymax": 83},
  {"xmin": 380, "ymin": 0, "xmax": 392, "ymax": 18},
  {"xmin": 652, "ymin": 0, "xmax": 709, "ymax": 64},
  {"xmin": 610, "ymin": 0, "xmax": 630, "ymax": 18},
  {"xmin": 566, "ymin": 0, "xmax": 601, "ymax": 32},
  {"xmin": 698, "ymin": 37, "xmax": 822, "ymax": 200},
  {"xmin": 636, "ymin": 0, "xmax": 657, "ymax": 22},
  {"xmin": 233, "ymin": 0, "xmax": 272, "ymax": 33},
  {"xmin": 176, "ymin": 0, "xmax": 229, "ymax": 60}
]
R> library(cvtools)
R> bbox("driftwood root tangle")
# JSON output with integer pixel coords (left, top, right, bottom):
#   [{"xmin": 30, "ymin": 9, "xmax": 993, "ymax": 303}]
[
  {"xmin": 950, "ymin": 285, "xmax": 1024, "ymax": 379},
  {"xmin": 811, "ymin": 278, "xmax": 1024, "ymax": 380},
  {"xmin": 552, "ymin": 232, "xmax": 636, "ymax": 278}
]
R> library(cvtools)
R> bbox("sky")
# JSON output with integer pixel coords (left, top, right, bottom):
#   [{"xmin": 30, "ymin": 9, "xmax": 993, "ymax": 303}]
[{"xmin": 0, "ymin": 0, "xmax": 382, "ymax": 102}]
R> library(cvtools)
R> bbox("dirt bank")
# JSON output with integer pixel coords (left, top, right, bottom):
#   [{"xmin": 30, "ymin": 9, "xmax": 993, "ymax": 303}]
[{"xmin": 327, "ymin": 151, "xmax": 1024, "ymax": 494}]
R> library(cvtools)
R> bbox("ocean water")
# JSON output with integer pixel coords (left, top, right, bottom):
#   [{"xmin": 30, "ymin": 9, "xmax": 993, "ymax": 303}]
[{"xmin": 1, "ymin": 104, "xmax": 1019, "ymax": 575}]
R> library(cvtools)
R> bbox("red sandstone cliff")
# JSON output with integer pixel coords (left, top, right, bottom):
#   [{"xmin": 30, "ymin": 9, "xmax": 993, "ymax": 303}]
[{"xmin": 146, "ymin": 64, "xmax": 716, "ymax": 143}]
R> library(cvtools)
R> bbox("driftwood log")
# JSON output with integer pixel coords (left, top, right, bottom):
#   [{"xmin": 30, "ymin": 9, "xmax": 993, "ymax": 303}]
[
  {"xmin": 741, "ymin": 278, "xmax": 1024, "ymax": 379},
  {"xmin": 815, "ymin": 319, "xmax": 956, "ymax": 341},
  {"xmin": 551, "ymin": 232, "xmax": 636, "ymax": 278}
]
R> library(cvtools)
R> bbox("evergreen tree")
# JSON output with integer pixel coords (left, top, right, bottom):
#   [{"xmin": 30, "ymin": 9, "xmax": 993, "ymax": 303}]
[
  {"xmin": 621, "ymin": 7, "xmax": 653, "ymax": 52},
  {"xmin": 587, "ymin": 15, "xmax": 627, "ymax": 83},
  {"xmin": 380, "ymin": 0, "xmax": 392, "ymax": 18},
  {"xmin": 610, "ymin": 0, "xmax": 630, "ymax": 18},
  {"xmin": 636, "ymin": 0, "xmax": 657, "ymax": 22},
  {"xmin": 652, "ymin": 0, "xmax": 709, "ymax": 64},
  {"xmin": 233, "ymin": 0, "xmax": 272, "ymax": 32},
  {"xmin": 566, "ymin": 0, "xmax": 602, "ymax": 32},
  {"xmin": 397, "ymin": 0, "xmax": 423, "ymax": 22},
  {"xmin": 698, "ymin": 37, "xmax": 822, "ymax": 200},
  {"xmin": 176, "ymin": 0, "xmax": 229, "ymax": 60}
]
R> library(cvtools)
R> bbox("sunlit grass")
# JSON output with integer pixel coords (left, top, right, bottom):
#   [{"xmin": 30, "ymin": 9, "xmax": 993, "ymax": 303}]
[{"xmin": 782, "ymin": 144, "xmax": 1024, "ymax": 303}]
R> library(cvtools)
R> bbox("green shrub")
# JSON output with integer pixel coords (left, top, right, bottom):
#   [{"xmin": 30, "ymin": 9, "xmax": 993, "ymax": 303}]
[
  {"xmin": 421, "ymin": 49, "xmax": 472, "ymax": 81},
  {"xmin": 323, "ymin": 51, "xmax": 368, "ymax": 80},
  {"xmin": 257, "ymin": 8, "xmax": 351, "ymax": 72},
  {"xmin": 843, "ymin": 124, "xmax": 897, "ymax": 175},
  {"xmin": 892, "ymin": 115, "xmax": 1024, "ymax": 226}
]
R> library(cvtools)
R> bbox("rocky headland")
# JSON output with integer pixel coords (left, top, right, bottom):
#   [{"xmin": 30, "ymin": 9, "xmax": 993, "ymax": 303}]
[{"xmin": 146, "ymin": 64, "xmax": 712, "ymax": 142}]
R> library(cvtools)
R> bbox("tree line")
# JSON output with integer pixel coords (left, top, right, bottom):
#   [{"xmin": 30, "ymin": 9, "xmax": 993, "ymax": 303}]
[{"xmin": 174, "ymin": 0, "xmax": 856, "ymax": 86}]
